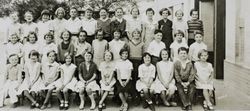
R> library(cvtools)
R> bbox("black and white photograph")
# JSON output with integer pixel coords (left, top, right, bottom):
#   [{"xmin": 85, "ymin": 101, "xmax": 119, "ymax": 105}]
[{"xmin": 0, "ymin": 0, "xmax": 249, "ymax": 110}]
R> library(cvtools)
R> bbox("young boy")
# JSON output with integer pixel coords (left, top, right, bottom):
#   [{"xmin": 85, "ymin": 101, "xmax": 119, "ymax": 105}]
[
  {"xmin": 189, "ymin": 31, "xmax": 207, "ymax": 63},
  {"xmin": 0, "ymin": 54, "xmax": 22, "ymax": 108},
  {"xmin": 147, "ymin": 29, "xmax": 166, "ymax": 65},
  {"xmin": 187, "ymin": 9, "xmax": 203, "ymax": 46},
  {"xmin": 174, "ymin": 47, "xmax": 196, "ymax": 110},
  {"xmin": 170, "ymin": 30, "xmax": 188, "ymax": 61}
]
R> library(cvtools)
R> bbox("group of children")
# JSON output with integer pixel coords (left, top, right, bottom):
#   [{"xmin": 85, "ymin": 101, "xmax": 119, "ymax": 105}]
[{"xmin": 0, "ymin": 5, "xmax": 214, "ymax": 111}]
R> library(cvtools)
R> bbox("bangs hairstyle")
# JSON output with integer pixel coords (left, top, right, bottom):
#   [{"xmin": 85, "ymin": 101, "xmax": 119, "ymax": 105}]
[
  {"xmin": 99, "ymin": 7, "xmax": 108, "ymax": 13},
  {"xmin": 44, "ymin": 32, "xmax": 54, "ymax": 40},
  {"xmin": 142, "ymin": 52, "xmax": 152, "ymax": 62},
  {"xmin": 9, "ymin": 53, "xmax": 18, "ymax": 59},
  {"xmin": 64, "ymin": 52, "xmax": 73, "ymax": 62},
  {"xmin": 159, "ymin": 48, "xmax": 170, "ymax": 61},
  {"xmin": 9, "ymin": 32, "xmax": 20, "ymax": 41},
  {"xmin": 115, "ymin": 7, "xmax": 124, "ymax": 14},
  {"xmin": 47, "ymin": 50, "xmax": 57, "ymax": 57},
  {"xmin": 24, "ymin": 10, "xmax": 34, "ymax": 17},
  {"xmin": 130, "ymin": 7, "xmax": 140, "ymax": 15},
  {"xmin": 154, "ymin": 29, "xmax": 163, "ymax": 35},
  {"xmin": 175, "ymin": 10, "xmax": 184, "ymax": 17},
  {"xmin": 178, "ymin": 47, "xmax": 189, "ymax": 54},
  {"xmin": 174, "ymin": 30, "xmax": 184, "ymax": 37},
  {"xmin": 190, "ymin": 9, "xmax": 198, "ymax": 16},
  {"xmin": 78, "ymin": 30, "xmax": 88, "ymax": 37},
  {"xmin": 194, "ymin": 30, "xmax": 204, "ymax": 36},
  {"xmin": 146, "ymin": 8, "xmax": 155, "ymax": 15},
  {"xmin": 27, "ymin": 31, "xmax": 38, "ymax": 42},
  {"xmin": 28, "ymin": 50, "xmax": 39, "ymax": 58},
  {"xmin": 159, "ymin": 8, "xmax": 171, "ymax": 15},
  {"xmin": 132, "ymin": 28, "xmax": 141, "ymax": 37},
  {"xmin": 119, "ymin": 48, "xmax": 129, "ymax": 57},
  {"xmin": 198, "ymin": 49, "xmax": 208, "ymax": 59},
  {"xmin": 95, "ymin": 28, "xmax": 105, "ymax": 36},
  {"xmin": 70, "ymin": 6, "xmax": 78, "ymax": 12},
  {"xmin": 84, "ymin": 51, "xmax": 93, "ymax": 59},
  {"xmin": 112, "ymin": 29, "xmax": 122, "ymax": 37},
  {"xmin": 103, "ymin": 51, "xmax": 114, "ymax": 61},
  {"xmin": 55, "ymin": 7, "xmax": 65, "ymax": 17},
  {"xmin": 60, "ymin": 30, "xmax": 72, "ymax": 41}
]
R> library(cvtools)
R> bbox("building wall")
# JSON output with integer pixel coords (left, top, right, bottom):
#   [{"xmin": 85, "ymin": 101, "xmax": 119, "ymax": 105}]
[{"xmin": 225, "ymin": 0, "xmax": 250, "ymax": 96}]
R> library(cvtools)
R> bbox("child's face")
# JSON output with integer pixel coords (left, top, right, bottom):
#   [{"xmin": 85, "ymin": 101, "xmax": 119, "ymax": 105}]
[
  {"xmin": 62, "ymin": 32, "xmax": 70, "ymax": 41},
  {"xmin": 9, "ymin": 55, "xmax": 19, "ymax": 65},
  {"xmin": 10, "ymin": 34, "xmax": 18, "ymax": 44},
  {"xmin": 30, "ymin": 55, "xmax": 38, "ymax": 62},
  {"xmin": 42, "ymin": 14, "xmax": 50, "ymax": 22},
  {"xmin": 121, "ymin": 51, "xmax": 128, "ymax": 60},
  {"xmin": 28, "ymin": 34, "xmax": 36, "ymax": 43},
  {"xmin": 104, "ymin": 52, "xmax": 112, "ymax": 62},
  {"xmin": 176, "ymin": 11, "xmax": 183, "ymax": 20},
  {"xmin": 115, "ymin": 9, "xmax": 123, "ymax": 17},
  {"xmin": 78, "ymin": 32, "xmax": 87, "ymax": 42},
  {"xmin": 48, "ymin": 52, "xmax": 56, "ymax": 63},
  {"xmin": 57, "ymin": 10, "xmax": 64, "ymax": 19},
  {"xmin": 96, "ymin": 31, "xmax": 104, "ymax": 40},
  {"xmin": 113, "ymin": 31, "xmax": 121, "ymax": 40},
  {"xmin": 191, "ymin": 11, "xmax": 199, "ymax": 20},
  {"xmin": 194, "ymin": 34, "xmax": 203, "ymax": 43},
  {"xmin": 132, "ymin": 31, "xmax": 140, "ymax": 39},
  {"xmin": 25, "ymin": 13, "xmax": 33, "ymax": 23},
  {"xmin": 162, "ymin": 10, "xmax": 169, "ymax": 19},
  {"xmin": 10, "ymin": 13, "xmax": 19, "ymax": 22},
  {"xmin": 70, "ymin": 9, "xmax": 78, "ymax": 18},
  {"xmin": 131, "ymin": 8, "xmax": 139, "ymax": 18},
  {"xmin": 99, "ymin": 10, "xmax": 107, "ymax": 18},
  {"xmin": 65, "ymin": 56, "xmax": 72, "ymax": 65},
  {"xmin": 161, "ymin": 50, "xmax": 169, "ymax": 61},
  {"xmin": 143, "ymin": 55, "xmax": 151, "ymax": 65},
  {"xmin": 45, "ymin": 35, "xmax": 53, "ymax": 44},
  {"xmin": 85, "ymin": 10, "xmax": 93, "ymax": 19},
  {"xmin": 175, "ymin": 33, "xmax": 183, "ymax": 41},
  {"xmin": 84, "ymin": 53, "xmax": 92, "ymax": 62},
  {"xmin": 146, "ymin": 11, "xmax": 154, "ymax": 18},
  {"xmin": 179, "ymin": 50, "xmax": 188, "ymax": 60},
  {"xmin": 154, "ymin": 33, "xmax": 163, "ymax": 42},
  {"xmin": 199, "ymin": 52, "xmax": 208, "ymax": 62}
]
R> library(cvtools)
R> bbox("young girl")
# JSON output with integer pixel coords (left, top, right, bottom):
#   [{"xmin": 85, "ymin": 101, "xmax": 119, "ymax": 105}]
[
  {"xmin": 74, "ymin": 30, "xmax": 92, "ymax": 67},
  {"xmin": 115, "ymin": 49, "xmax": 133, "ymax": 111},
  {"xmin": 151, "ymin": 49, "xmax": 177, "ymax": 107},
  {"xmin": 18, "ymin": 50, "xmax": 41, "ymax": 108},
  {"xmin": 77, "ymin": 52, "xmax": 100, "ymax": 110},
  {"xmin": 142, "ymin": 8, "xmax": 157, "ymax": 49},
  {"xmin": 5, "ymin": 33, "xmax": 23, "ymax": 63},
  {"xmin": 108, "ymin": 29, "xmax": 127, "ymax": 61},
  {"xmin": 57, "ymin": 30, "xmax": 75, "ymax": 64},
  {"xmin": 22, "ymin": 32, "xmax": 40, "ymax": 64},
  {"xmin": 40, "ymin": 32, "xmax": 57, "ymax": 64},
  {"xmin": 170, "ymin": 30, "xmax": 188, "ymax": 61},
  {"xmin": 136, "ymin": 53, "xmax": 155, "ymax": 111},
  {"xmin": 54, "ymin": 53, "xmax": 77, "ymax": 110},
  {"xmin": 37, "ymin": 9, "xmax": 52, "ymax": 45},
  {"xmin": 40, "ymin": 50, "xmax": 60, "ymax": 109},
  {"xmin": 173, "ymin": 10, "xmax": 188, "ymax": 41},
  {"xmin": 98, "ymin": 51, "xmax": 116, "ymax": 110},
  {"xmin": 158, "ymin": 8, "xmax": 173, "ymax": 49},
  {"xmin": 22, "ymin": 11, "xmax": 38, "ymax": 44},
  {"xmin": 5, "ymin": 11, "xmax": 22, "ymax": 44},
  {"xmin": 110, "ymin": 8, "xmax": 127, "ymax": 41},
  {"xmin": 0, "ymin": 54, "xmax": 22, "ymax": 108},
  {"xmin": 195, "ymin": 49, "xmax": 214, "ymax": 110},
  {"xmin": 126, "ymin": 7, "xmax": 143, "ymax": 40},
  {"xmin": 50, "ymin": 7, "xmax": 67, "ymax": 44},
  {"xmin": 92, "ymin": 29, "xmax": 108, "ymax": 68},
  {"xmin": 97, "ymin": 8, "xmax": 112, "ymax": 42}
]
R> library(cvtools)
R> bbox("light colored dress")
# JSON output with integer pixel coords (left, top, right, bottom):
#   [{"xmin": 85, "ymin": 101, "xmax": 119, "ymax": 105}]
[
  {"xmin": 40, "ymin": 43, "xmax": 57, "ymax": 64},
  {"xmin": 42, "ymin": 62, "xmax": 60, "ymax": 90},
  {"xmin": 22, "ymin": 42, "xmax": 40, "ymax": 63},
  {"xmin": 99, "ymin": 61, "xmax": 116, "ymax": 91},
  {"xmin": 92, "ymin": 39, "xmax": 107, "ymax": 68},
  {"xmin": 143, "ymin": 19, "xmax": 157, "ymax": 48},
  {"xmin": 195, "ymin": 62, "xmax": 214, "ymax": 90},
  {"xmin": 136, "ymin": 64, "xmax": 155, "ymax": 91},
  {"xmin": 50, "ymin": 18, "xmax": 67, "ymax": 44},
  {"xmin": 108, "ymin": 40, "xmax": 125, "ymax": 61},
  {"xmin": 36, "ymin": 20, "xmax": 52, "ymax": 45},
  {"xmin": 151, "ymin": 61, "xmax": 177, "ymax": 94}
]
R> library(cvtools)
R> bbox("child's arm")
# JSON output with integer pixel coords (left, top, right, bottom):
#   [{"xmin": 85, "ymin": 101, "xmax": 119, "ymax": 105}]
[
  {"xmin": 167, "ymin": 65, "xmax": 174, "ymax": 85},
  {"xmin": 124, "ymin": 69, "xmax": 132, "ymax": 86},
  {"xmin": 170, "ymin": 48, "xmax": 174, "ymax": 61},
  {"xmin": 188, "ymin": 46, "xmax": 194, "ymax": 60},
  {"xmin": 174, "ymin": 62, "xmax": 183, "ymax": 84},
  {"xmin": 86, "ymin": 73, "xmax": 96, "ymax": 84},
  {"xmin": 107, "ymin": 71, "xmax": 115, "ymax": 84},
  {"xmin": 24, "ymin": 65, "xmax": 31, "ymax": 87},
  {"xmin": 141, "ymin": 24, "xmax": 146, "ymax": 42},
  {"xmin": 116, "ymin": 69, "xmax": 124, "ymax": 87},
  {"xmin": 78, "ymin": 64, "xmax": 86, "ymax": 83},
  {"xmin": 63, "ymin": 68, "xmax": 76, "ymax": 86},
  {"xmin": 17, "ymin": 65, "xmax": 23, "ymax": 89},
  {"xmin": 188, "ymin": 63, "xmax": 196, "ymax": 84},
  {"xmin": 31, "ymin": 64, "xmax": 41, "ymax": 85}
]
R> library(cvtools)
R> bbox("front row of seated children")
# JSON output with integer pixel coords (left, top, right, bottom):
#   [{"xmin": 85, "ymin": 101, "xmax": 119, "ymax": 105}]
[{"xmin": 0, "ymin": 47, "xmax": 214, "ymax": 111}]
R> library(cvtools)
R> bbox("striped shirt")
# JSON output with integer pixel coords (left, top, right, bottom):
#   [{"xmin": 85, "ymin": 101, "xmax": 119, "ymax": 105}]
[{"xmin": 187, "ymin": 19, "xmax": 203, "ymax": 39}]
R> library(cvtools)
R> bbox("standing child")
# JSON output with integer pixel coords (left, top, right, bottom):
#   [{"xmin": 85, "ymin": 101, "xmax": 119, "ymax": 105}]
[
  {"xmin": 151, "ymin": 49, "xmax": 177, "ymax": 107},
  {"xmin": 170, "ymin": 30, "xmax": 188, "ymax": 61},
  {"xmin": 40, "ymin": 50, "xmax": 60, "ymax": 110},
  {"xmin": 187, "ymin": 9, "xmax": 204, "ymax": 46},
  {"xmin": 147, "ymin": 29, "xmax": 166, "ymax": 65},
  {"xmin": 54, "ymin": 53, "xmax": 77, "ymax": 110},
  {"xmin": 97, "ymin": 8, "xmax": 112, "ymax": 42},
  {"xmin": 57, "ymin": 30, "xmax": 75, "ymax": 64},
  {"xmin": 136, "ymin": 53, "xmax": 155, "ymax": 111},
  {"xmin": 74, "ymin": 30, "xmax": 92, "ymax": 67},
  {"xmin": 0, "ymin": 54, "xmax": 22, "ymax": 108},
  {"xmin": 77, "ymin": 52, "xmax": 100, "ymax": 110},
  {"xmin": 5, "ymin": 33, "xmax": 23, "ymax": 63},
  {"xmin": 98, "ymin": 51, "xmax": 116, "ymax": 110},
  {"xmin": 5, "ymin": 11, "xmax": 22, "ymax": 44},
  {"xmin": 173, "ymin": 10, "xmax": 188, "ymax": 41},
  {"xmin": 174, "ymin": 47, "xmax": 196, "ymax": 110},
  {"xmin": 158, "ymin": 8, "xmax": 173, "ymax": 49},
  {"xmin": 115, "ymin": 49, "xmax": 133, "ymax": 111},
  {"xmin": 126, "ymin": 7, "xmax": 143, "ymax": 40},
  {"xmin": 92, "ymin": 29, "xmax": 108, "ymax": 68},
  {"xmin": 108, "ymin": 29, "xmax": 127, "ymax": 61},
  {"xmin": 18, "ymin": 50, "xmax": 41, "ymax": 108},
  {"xmin": 40, "ymin": 32, "xmax": 57, "ymax": 64},
  {"xmin": 195, "ymin": 49, "xmax": 214, "ymax": 110},
  {"xmin": 110, "ymin": 8, "xmax": 127, "ymax": 41},
  {"xmin": 22, "ymin": 11, "xmax": 38, "ymax": 44},
  {"xmin": 37, "ymin": 9, "xmax": 52, "ymax": 45},
  {"xmin": 189, "ymin": 31, "xmax": 207, "ymax": 63}
]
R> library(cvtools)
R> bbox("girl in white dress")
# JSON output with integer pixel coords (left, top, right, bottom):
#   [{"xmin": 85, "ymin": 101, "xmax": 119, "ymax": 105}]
[
  {"xmin": 98, "ymin": 51, "xmax": 116, "ymax": 110},
  {"xmin": 54, "ymin": 53, "xmax": 77, "ymax": 110},
  {"xmin": 136, "ymin": 52, "xmax": 155, "ymax": 111},
  {"xmin": 22, "ymin": 11, "xmax": 38, "ymax": 44},
  {"xmin": 195, "ymin": 49, "xmax": 214, "ymax": 110},
  {"xmin": 151, "ymin": 49, "xmax": 177, "ymax": 106},
  {"xmin": 18, "ymin": 50, "xmax": 41, "ymax": 108},
  {"xmin": 40, "ymin": 32, "xmax": 57, "ymax": 64}
]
